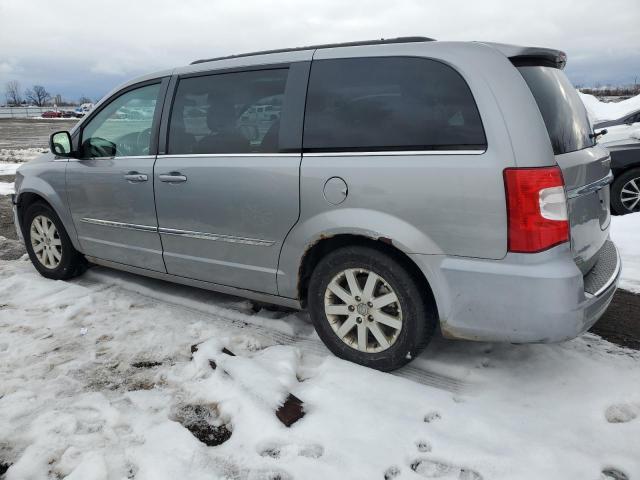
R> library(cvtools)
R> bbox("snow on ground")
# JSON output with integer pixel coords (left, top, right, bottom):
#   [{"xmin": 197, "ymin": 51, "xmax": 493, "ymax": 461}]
[
  {"xmin": 0, "ymin": 163, "xmax": 21, "ymax": 176},
  {"xmin": 611, "ymin": 214, "xmax": 640, "ymax": 294},
  {"xmin": 0, "ymin": 148, "xmax": 47, "ymax": 164},
  {"xmin": 1, "ymin": 252, "xmax": 640, "ymax": 479},
  {"xmin": 0, "ymin": 183, "xmax": 14, "ymax": 195},
  {"xmin": 579, "ymin": 92, "xmax": 640, "ymax": 123}
]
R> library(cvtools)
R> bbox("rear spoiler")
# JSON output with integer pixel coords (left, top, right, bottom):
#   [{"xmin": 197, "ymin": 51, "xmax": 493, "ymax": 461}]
[{"xmin": 478, "ymin": 42, "xmax": 567, "ymax": 69}]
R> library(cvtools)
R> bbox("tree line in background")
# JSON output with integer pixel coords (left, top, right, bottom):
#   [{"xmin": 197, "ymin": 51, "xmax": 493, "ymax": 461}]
[
  {"xmin": 4, "ymin": 81, "xmax": 92, "ymax": 107},
  {"xmin": 5, "ymin": 77, "xmax": 640, "ymax": 108},
  {"xmin": 572, "ymin": 76, "xmax": 639, "ymax": 98},
  {"xmin": 578, "ymin": 83, "xmax": 640, "ymax": 98}
]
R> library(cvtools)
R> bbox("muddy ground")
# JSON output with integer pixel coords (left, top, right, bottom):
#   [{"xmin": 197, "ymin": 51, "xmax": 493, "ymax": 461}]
[{"xmin": 0, "ymin": 118, "xmax": 78, "ymax": 149}]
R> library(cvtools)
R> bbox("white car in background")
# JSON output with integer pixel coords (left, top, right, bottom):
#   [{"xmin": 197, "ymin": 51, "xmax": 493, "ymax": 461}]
[
  {"xmin": 74, "ymin": 102, "xmax": 94, "ymax": 117},
  {"xmin": 598, "ymin": 112, "xmax": 640, "ymax": 144}
]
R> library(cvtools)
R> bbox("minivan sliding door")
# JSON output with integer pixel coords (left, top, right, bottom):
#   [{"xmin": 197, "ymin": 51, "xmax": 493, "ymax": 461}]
[{"xmin": 154, "ymin": 63, "xmax": 308, "ymax": 294}]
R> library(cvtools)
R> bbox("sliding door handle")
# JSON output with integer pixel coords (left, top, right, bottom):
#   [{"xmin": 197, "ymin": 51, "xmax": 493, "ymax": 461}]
[
  {"xmin": 124, "ymin": 172, "xmax": 148, "ymax": 183},
  {"xmin": 158, "ymin": 172, "xmax": 187, "ymax": 183}
]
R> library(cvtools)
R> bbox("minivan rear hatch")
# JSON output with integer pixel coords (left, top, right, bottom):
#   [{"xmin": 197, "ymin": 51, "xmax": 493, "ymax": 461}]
[{"xmin": 516, "ymin": 63, "xmax": 611, "ymax": 275}]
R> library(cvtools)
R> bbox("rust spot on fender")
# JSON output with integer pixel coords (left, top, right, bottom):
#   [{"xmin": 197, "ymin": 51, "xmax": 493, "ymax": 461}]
[
  {"xmin": 378, "ymin": 236, "xmax": 393, "ymax": 245},
  {"xmin": 298, "ymin": 234, "xmax": 334, "ymax": 303}
]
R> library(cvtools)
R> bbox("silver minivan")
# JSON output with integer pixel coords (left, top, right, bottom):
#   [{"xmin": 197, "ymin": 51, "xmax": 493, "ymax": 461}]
[{"xmin": 12, "ymin": 37, "xmax": 620, "ymax": 370}]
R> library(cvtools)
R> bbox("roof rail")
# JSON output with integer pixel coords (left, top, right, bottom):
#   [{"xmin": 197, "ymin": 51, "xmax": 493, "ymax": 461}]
[{"xmin": 190, "ymin": 36, "xmax": 435, "ymax": 65}]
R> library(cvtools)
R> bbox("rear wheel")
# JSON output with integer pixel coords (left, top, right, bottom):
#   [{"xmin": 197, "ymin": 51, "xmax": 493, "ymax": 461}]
[
  {"xmin": 611, "ymin": 168, "xmax": 640, "ymax": 215},
  {"xmin": 308, "ymin": 246, "xmax": 436, "ymax": 371},
  {"xmin": 23, "ymin": 202, "xmax": 86, "ymax": 280}
]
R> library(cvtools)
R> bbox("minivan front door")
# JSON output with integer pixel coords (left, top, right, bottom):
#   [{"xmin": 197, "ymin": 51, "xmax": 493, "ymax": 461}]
[
  {"xmin": 154, "ymin": 65, "xmax": 308, "ymax": 294},
  {"xmin": 67, "ymin": 80, "xmax": 167, "ymax": 272}
]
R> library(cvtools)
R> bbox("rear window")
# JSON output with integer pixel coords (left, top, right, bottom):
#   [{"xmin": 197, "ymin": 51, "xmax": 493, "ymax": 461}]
[
  {"xmin": 303, "ymin": 57, "xmax": 486, "ymax": 152},
  {"xmin": 518, "ymin": 66, "xmax": 594, "ymax": 155}
]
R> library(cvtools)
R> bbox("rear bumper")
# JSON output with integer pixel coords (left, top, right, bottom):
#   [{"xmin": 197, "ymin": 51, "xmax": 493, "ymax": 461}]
[{"xmin": 410, "ymin": 241, "xmax": 620, "ymax": 343}]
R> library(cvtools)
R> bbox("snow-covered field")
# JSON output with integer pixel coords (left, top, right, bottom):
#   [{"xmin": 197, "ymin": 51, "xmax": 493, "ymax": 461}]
[
  {"xmin": 0, "ymin": 163, "xmax": 22, "ymax": 176},
  {"xmin": 580, "ymin": 92, "xmax": 640, "ymax": 123},
  {"xmin": 612, "ymin": 214, "xmax": 640, "ymax": 293},
  {"xmin": 0, "ymin": 183, "xmax": 14, "ymax": 195},
  {"xmin": 0, "ymin": 215, "xmax": 639, "ymax": 480}
]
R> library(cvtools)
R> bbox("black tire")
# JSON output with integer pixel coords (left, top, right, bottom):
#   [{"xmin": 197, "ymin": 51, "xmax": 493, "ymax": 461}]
[
  {"xmin": 611, "ymin": 167, "xmax": 640, "ymax": 215},
  {"xmin": 23, "ymin": 201, "xmax": 86, "ymax": 280},
  {"xmin": 308, "ymin": 246, "xmax": 436, "ymax": 371}
]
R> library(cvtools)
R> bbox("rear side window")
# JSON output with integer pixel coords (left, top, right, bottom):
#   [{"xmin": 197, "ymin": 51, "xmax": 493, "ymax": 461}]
[
  {"xmin": 517, "ymin": 66, "xmax": 595, "ymax": 155},
  {"xmin": 303, "ymin": 57, "xmax": 486, "ymax": 152},
  {"xmin": 168, "ymin": 68, "xmax": 288, "ymax": 154}
]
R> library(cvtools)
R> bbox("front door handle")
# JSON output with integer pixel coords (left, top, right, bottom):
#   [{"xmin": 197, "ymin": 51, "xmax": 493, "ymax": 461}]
[
  {"xmin": 158, "ymin": 172, "xmax": 187, "ymax": 183},
  {"xmin": 124, "ymin": 172, "xmax": 148, "ymax": 183}
]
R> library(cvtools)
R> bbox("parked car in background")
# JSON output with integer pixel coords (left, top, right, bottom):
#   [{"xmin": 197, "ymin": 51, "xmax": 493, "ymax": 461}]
[
  {"xmin": 12, "ymin": 37, "xmax": 620, "ymax": 370},
  {"xmin": 41, "ymin": 111, "xmax": 62, "ymax": 118},
  {"xmin": 600, "ymin": 129, "xmax": 640, "ymax": 214},
  {"xmin": 598, "ymin": 116, "xmax": 640, "ymax": 145},
  {"xmin": 61, "ymin": 111, "xmax": 76, "ymax": 118},
  {"xmin": 594, "ymin": 109, "xmax": 640, "ymax": 130},
  {"xmin": 74, "ymin": 103, "xmax": 94, "ymax": 118}
]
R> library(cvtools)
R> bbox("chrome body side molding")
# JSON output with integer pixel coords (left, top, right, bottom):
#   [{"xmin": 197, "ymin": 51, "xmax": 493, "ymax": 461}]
[
  {"xmin": 80, "ymin": 218, "xmax": 158, "ymax": 232},
  {"xmin": 158, "ymin": 227, "xmax": 274, "ymax": 246},
  {"xmin": 566, "ymin": 172, "xmax": 614, "ymax": 199},
  {"xmin": 80, "ymin": 219, "xmax": 275, "ymax": 246}
]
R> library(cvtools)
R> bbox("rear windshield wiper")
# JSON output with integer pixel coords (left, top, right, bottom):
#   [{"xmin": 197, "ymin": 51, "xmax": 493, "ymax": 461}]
[{"xmin": 590, "ymin": 128, "xmax": 608, "ymax": 140}]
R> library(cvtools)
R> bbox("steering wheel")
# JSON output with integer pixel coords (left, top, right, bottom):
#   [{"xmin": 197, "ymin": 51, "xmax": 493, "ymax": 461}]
[{"xmin": 136, "ymin": 128, "xmax": 152, "ymax": 155}]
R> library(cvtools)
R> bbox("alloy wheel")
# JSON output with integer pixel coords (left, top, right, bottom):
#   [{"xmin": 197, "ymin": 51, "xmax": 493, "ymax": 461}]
[
  {"xmin": 620, "ymin": 177, "xmax": 640, "ymax": 212},
  {"xmin": 30, "ymin": 215, "xmax": 62, "ymax": 269},
  {"xmin": 324, "ymin": 268, "xmax": 403, "ymax": 353}
]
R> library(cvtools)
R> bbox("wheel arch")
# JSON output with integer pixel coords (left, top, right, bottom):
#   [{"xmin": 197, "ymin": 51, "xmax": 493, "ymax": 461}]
[
  {"xmin": 15, "ymin": 183, "xmax": 81, "ymax": 251},
  {"xmin": 295, "ymin": 233, "xmax": 439, "ymax": 321}
]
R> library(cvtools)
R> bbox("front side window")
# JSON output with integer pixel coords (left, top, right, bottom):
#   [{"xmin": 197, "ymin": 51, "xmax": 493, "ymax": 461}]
[
  {"xmin": 303, "ymin": 57, "xmax": 486, "ymax": 152},
  {"xmin": 80, "ymin": 83, "xmax": 161, "ymax": 158},
  {"xmin": 167, "ymin": 68, "xmax": 288, "ymax": 154}
]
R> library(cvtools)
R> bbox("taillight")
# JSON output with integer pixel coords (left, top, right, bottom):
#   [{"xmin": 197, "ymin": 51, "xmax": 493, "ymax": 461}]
[{"xmin": 503, "ymin": 167, "xmax": 569, "ymax": 253}]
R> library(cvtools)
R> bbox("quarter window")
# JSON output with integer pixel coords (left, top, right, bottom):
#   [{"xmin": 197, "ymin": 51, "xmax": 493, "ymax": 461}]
[
  {"xmin": 80, "ymin": 83, "xmax": 161, "ymax": 158},
  {"xmin": 517, "ymin": 66, "xmax": 594, "ymax": 155},
  {"xmin": 303, "ymin": 57, "xmax": 486, "ymax": 152},
  {"xmin": 167, "ymin": 69, "xmax": 288, "ymax": 154}
]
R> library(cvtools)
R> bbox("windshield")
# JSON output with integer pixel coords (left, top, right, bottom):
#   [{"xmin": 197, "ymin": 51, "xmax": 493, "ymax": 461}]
[{"xmin": 518, "ymin": 66, "xmax": 595, "ymax": 155}]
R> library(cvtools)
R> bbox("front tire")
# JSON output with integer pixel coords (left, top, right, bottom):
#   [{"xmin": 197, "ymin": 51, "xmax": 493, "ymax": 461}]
[
  {"xmin": 23, "ymin": 202, "xmax": 86, "ymax": 280},
  {"xmin": 308, "ymin": 246, "xmax": 436, "ymax": 371},
  {"xmin": 611, "ymin": 167, "xmax": 640, "ymax": 215}
]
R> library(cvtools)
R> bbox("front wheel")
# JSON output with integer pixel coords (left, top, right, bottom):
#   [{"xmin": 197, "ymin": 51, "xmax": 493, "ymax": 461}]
[
  {"xmin": 611, "ymin": 167, "xmax": 640, "ymax": 215},
  {"xmin": 308, "ymin": 246, "xmax": 436, "ymax": 371},
  {"xmin": 23, "ymin": 202, "xmax": 86, "ymax": 280}
]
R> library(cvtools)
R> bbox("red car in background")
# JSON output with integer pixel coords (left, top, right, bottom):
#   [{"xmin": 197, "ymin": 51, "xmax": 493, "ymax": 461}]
[{"xmin": 41, "ymin": 111, "xmax": 62, "ymax": 118}]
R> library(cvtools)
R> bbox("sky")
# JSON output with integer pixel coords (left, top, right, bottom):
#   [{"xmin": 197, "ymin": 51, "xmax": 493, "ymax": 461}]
[{"xmin": 1, "ymin": 0, "xmax": 639, "ymax": 103}]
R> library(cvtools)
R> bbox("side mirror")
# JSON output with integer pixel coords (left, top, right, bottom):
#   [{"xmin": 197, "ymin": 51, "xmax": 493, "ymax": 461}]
[
  {"xmin": 50, "ymin": 131, "xmax": 73, "ymax": 157},
  {"xmin": 630, "ymin": 129, "xmax": 640, "ymax": 141}
]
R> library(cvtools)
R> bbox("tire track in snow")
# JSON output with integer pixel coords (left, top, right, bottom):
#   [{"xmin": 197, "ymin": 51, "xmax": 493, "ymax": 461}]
[{"xmin": 72, "ymin": 269, "xmax": 469, "ymax": 394}]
